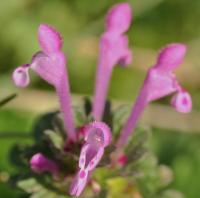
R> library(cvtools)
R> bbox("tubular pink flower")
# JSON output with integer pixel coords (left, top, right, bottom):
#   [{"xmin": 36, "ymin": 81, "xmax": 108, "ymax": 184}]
[
  {"xmin": 117, "ymin": 43, "xmax": 192, "ymax": 147},
  {"xmin": 70, "ymin": 122, "xmax": 111, "ymax": 197},
  {"xmin": 30, "ymin": 153, "xmax": 59, "ymax": 178},
  {"xmin": 12, "ymin": 24, "xmax": 76, "ymax": 141},
  {"xmin": 92, "ymin": 3, "xmax": 133, "ymax": 121}
]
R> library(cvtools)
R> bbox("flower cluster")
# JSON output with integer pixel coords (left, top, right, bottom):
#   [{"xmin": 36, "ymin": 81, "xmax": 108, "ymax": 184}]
[{"xmin": 12, "ymin": 2, "xmax": 192, "ymax": 197}]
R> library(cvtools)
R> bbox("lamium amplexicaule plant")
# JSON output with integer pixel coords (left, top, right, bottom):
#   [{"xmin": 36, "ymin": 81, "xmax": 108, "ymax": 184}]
[{"xmin": 9, "ymin": 3, "xmax": 192, "ymax": 198}]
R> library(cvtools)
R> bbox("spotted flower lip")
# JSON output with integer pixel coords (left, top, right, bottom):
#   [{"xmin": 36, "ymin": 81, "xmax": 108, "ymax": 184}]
[
  {"xmin": 12, "ymin": 64, "xmax": 30, "ymax": 87},
  {"xmin": 117, "ymin": 43, "xmax": 192, "ymax": 147},
  {"xmin": 12, "ymin": 24, "xmax": 76, "ymax": 141},
  {"xmin": 92, "ymin": 3, "xmax": 133, "ymax": 121},
  {"xmin": 30, "ymin": 153, "xmax": 59, "ymax": 178},
  {"xmin": 171, "ymin": 90, "xmax": 192, "ymax": 113},
  {"xmin": 70, "ymin": 122, "xmax": 112, "ymax": 197}
]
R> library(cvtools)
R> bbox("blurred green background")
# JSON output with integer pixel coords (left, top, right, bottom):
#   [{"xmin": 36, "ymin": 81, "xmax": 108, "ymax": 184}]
[{"xmin": 0, "ymin": 0, "xmax": 200, "ymax": 197}]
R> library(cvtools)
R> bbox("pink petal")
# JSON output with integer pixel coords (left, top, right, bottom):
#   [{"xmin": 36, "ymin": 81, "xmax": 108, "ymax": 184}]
[
  {"xmin": 87, "ymin": 147, "xmax": 104, "ymax": 171},
  {"xmin": 70, "ymin": 169, "xmax": 88, "ymax": 197},
  {"xmin": 93, "ymin": 4, "xmax": 132, "ymax": 121},
  {"xmin": 155, "ymin": 43, "xmax": 187, "ymax": 71},
  {"xmin": 12, "ymin": 64, "xmax": 30, "ymax": 87},
  {"xmin": 38, "ymin": 24, "xmax": 63, "ymax": 55},
  {"xmin": 79, "ymin": 144, "xmax": 88, "ymax": 169},
  {"xmin": 30, "ymin": 153, "xmax": 59, "ymax": 177},
  {"xmin": 106, "ymin": 3, "xmax": 132, "ymax": 34},
  {"xmin": 30, "ymin": 51, "xmax": 65, "ymax": 87},
  {"xmin": 85, "ymin": 121, "xmax": 112, "ymax": 147},
  {"xmin": 79, "ymin": 143, "xmax": 104, "ymax": 171},
  {"xmin": 171, "ymin": 91, "xmax": 192, "ymax": 113},
  {"xmin": 118, "ymin": 49, "xmax": 133, "ymax": 66},
  {"xmin": 145, "ymin": 68, "xmax": 177, "ymax": 102},
  {"xmin": 71, "ymin": 122, "xmax": 112, "ymax": 196}
]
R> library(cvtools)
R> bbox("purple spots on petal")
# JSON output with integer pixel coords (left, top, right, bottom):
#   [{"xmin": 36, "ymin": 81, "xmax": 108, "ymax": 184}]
[
  {"xmin": 171, "ymin": 91, "xmax": 192, "ymax": 113},
  {"xmin": 17, "ymin": 69, "xmax": 23, "ymax": 73},
  {"xmin": 182, "ymin": 97, "xmax": 188, "ymax": 105},
  {"xmin": 90, "ymin": 160, "xmax": 94, "ymax": 166},
  {"xmin": 23, "ymin": 64, "xmax": 30, "ymax": 68},
  {"xmin": 79, "ymin": 170, "xmax": 86, "ymax": 179}
]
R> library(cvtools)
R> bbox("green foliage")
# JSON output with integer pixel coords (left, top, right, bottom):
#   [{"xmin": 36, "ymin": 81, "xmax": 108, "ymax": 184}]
[
  {"xmin": 4, "ymin": 98, "xmax": 183, "ymax": 198},
  {"xmin": 151, "ymin": 129, "xmax": 200, "ymax": 198},
  {"xmin": 18, "ymin": 178, "xmax": 68, "ymax": 198},
  {"xmin": 44, "ymin": 130, "xmax": 64, "ymax": 151}
]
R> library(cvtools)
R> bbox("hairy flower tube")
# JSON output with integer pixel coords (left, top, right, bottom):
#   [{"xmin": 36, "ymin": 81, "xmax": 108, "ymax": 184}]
[
  {"xmin": 92, "ymin": 3, "xmax": 133, "ymax": 121},
  {"xmin": 30, "ymin": 153, "xmax": 59, "ymax": 178},
  {"xmin": 70, "ymin": 122, "xmax": 111, "ymax": 196},
  {"xmin": 117, "ymin": 43, "xmax": 192, "ymax": 147},
  {"xmin": 12, "ymin": 24, "xmax": 76, "ymax": 141}
]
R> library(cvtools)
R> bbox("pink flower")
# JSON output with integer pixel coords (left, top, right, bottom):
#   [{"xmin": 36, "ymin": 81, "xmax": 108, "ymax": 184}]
[
  {"xmin": 92, "ymin": 3, "xmax": 133, "ymax": 121},
  {"xmin": 117, "ymin": 43, "xmax": 192, "ymax": 147},
  {"xmin": 30, "ymin": 153, "xmax": 59, "ymax": 178},
  {"xmin": 12, "ymin": 24, "xmax": 76, "ymax": 141},
  {"xmin": 70, "ymin": 122, "xmax": 111, "ymax": 196}
]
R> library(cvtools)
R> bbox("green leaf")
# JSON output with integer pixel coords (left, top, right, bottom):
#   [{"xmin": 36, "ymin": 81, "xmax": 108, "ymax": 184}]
[
  {"xmin": 107, "ymin": 177, "xmax": 141, "ymax": 198},
  {"xmin": 17, "ymin": 178, "xmax": 67, "ymax": 198},
  {"xmin": 44, "ymin": 130, "xmax": 64, "ymax": 151},
  {"xmin": 159, "ymin": 189, "xmax": 184, "ymax": 198},
  {"xmin": 134, "ymin": 153, "xmax": 162, "ymax": 198},
  {"xmin": 9, "ymin": 144, "xmax": 30, "ymax": 168},
  {"xmin": 93, "ymin": 167, "xmax": 116, "ymax": 187},
  {"xmin": 73, "ymin": 106, "xmax": 86, "ymax": 127},
  {"xmin": 125, "ymin": 126, "xmax": 150, "ymax": 165},
  {"xmin": 33, "ymin": 112, "xmax": 59, "ymax": 141},
  {"xmin": 52, "ymin": 114, "xmax": 66, "ymax": 137},
  {"xmin": 83, "ymin": 97, "xmax": 92, "ymax": 116},
  {"xmin": 112, "ymin": 105, "xmax": 130, "ymax": 138}
]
